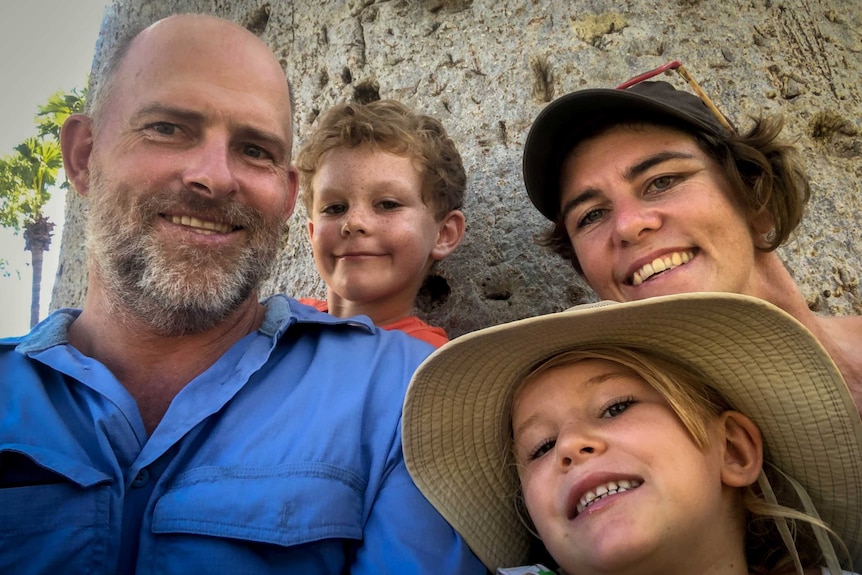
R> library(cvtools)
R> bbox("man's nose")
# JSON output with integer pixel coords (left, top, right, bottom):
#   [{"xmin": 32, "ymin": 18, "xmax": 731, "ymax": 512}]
[{"xmin": 181, "ymin": 136, "xmax": 239, "ymax": 199}]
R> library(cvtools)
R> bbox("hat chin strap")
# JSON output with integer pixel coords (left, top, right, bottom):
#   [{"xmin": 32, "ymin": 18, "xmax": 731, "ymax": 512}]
[{"xmin": 757, "ymin": 465, "xmax": 844, "ymax": 575}]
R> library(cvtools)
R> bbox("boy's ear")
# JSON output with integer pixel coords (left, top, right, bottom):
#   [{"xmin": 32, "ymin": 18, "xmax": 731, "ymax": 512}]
[
  {"xmin": 60, "ymin": 114, "xmax": 94, "ymax": 197},
  {"xmin": 718, "ymin": 411, "xmax": 763, "ymax": 488},
  {"xmin": 430, "ymin": 209, "xmax": 466, "ymax": 261},
  {"xmin": 307, "ymin": 219, "xmax": 315, "ymax": 240}
]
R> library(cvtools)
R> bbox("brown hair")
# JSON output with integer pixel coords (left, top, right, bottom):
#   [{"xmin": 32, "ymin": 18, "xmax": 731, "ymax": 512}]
[
  {"xmin": 296, "ymin": 99, "xmax": 466, "ymax": 220},
  {"xmin": 537, "ymin": 115, "xmax": 810, "ymax": 274}
]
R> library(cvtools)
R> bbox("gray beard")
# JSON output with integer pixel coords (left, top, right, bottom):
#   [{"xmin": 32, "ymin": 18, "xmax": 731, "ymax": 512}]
[{"xmin": 85, "ymin": 167, "xmax": 284, "ymax": 336}]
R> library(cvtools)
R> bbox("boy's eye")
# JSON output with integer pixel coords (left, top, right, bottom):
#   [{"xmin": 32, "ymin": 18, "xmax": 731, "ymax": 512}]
[
  {"xmin": 378, "ymin": 200, "xmax": 401, "ymax": 210},
  {"xmin": 322, "ymin": 204, "xmax": 346, "ymax": 215}
]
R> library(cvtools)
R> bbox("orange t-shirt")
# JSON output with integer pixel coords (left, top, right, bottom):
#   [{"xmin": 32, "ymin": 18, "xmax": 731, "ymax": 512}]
[{"xmin": 297, "ymin": 298, "xmax": 449, "ymax": 348}]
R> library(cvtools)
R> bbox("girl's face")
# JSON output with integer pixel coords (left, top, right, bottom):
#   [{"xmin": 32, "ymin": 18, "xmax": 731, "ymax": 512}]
[{"xmin": 511, "ymin": 359, "xmax": 742, "ymax": 574}]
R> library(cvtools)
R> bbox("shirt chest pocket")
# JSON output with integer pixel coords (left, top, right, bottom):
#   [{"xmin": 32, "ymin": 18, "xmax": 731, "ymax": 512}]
[
  {"xmin": 152, "ymin": 462, "xmax": 366, "ymax": 547},
  {"xmin": 0, "ymin": 448, "xmax": 113, "ymax": 575}
]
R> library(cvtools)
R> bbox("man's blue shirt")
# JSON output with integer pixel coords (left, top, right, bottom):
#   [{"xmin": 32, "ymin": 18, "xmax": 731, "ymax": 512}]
[{"xmin": 0, "ymin": 295, "xmax": 486, "ymax": 574}]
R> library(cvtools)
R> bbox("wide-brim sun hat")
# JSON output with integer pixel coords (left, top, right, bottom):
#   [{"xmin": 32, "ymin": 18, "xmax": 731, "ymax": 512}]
[
  {"xmin": 402, "ymin": 292, "xmax": 862, "ymax": 571},
  {"xmin": 522, "ymin": 80, "xmax": 733, "ymax": 221}
]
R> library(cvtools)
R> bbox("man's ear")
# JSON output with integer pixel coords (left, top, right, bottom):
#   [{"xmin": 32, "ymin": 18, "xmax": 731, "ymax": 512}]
[
  {"xmin": 430, "ymin": 209, "xmax": 466, "ymax": 261},
  {"xmin": 718, "ymin": 411, "xmax": 763, "ymax": 488},
  {"xmin": 60, "ymin": 114, "xmax": 94, "ymax": 197}
]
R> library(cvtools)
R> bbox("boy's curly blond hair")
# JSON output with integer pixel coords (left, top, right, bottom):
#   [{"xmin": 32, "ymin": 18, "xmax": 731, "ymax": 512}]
[{"xmin": 296, "ymin": 99, "xmax": 465, "ymax": 221}]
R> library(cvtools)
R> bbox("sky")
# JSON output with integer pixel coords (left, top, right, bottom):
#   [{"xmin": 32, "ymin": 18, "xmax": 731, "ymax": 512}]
[{"xmin": 0, "ymin": 0, "xmax": 109, "ymax": 337}]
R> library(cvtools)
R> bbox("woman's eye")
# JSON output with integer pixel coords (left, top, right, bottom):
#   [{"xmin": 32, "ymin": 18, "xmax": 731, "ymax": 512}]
[
  {"xmin": 529, "ymin": 438, "xmax": 556, "ymax": 461},
  {"xmin": 577, "ymin": 207, "xmax": 606, "ymax": 228},
  {"xmin": 602, "ymin": 397, "xmax": 636, "ymax": 418},
  {"xmin": 649, "ymin": 175, "xmax": 675, "ymax": 191}
]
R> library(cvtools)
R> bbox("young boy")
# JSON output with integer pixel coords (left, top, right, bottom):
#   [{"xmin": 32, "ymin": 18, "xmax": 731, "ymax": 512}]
[{"xmin": 295, "ymin": 100, "xmax": 466, "ymax": 347}]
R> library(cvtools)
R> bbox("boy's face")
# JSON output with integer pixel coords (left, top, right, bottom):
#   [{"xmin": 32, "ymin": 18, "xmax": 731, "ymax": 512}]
[
  {"xmin": 511, "ymin": 358, "xmax": 737, "ymax": 574},
  {"xmin": 306, "ymin": 145, "xmax": 453, "ymax": 313}
]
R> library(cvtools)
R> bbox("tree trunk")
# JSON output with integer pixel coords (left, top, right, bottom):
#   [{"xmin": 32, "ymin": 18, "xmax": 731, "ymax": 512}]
[
  {"xmin": 29, "ymin": 247, "xmax": 43, "ymax": 328},
  {"xmin": 51, "ymin": 1, "xmax": 862, "ymax": 334},
  {"xmin": 23, "ymin": 216, "xmax": 54, "ymax": 328}
]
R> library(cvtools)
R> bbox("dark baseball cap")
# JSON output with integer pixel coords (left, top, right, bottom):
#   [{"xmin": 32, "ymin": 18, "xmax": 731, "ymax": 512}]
[{"xmin": 522, "ymin": 81, "xmax": 733, "ymax": 221}]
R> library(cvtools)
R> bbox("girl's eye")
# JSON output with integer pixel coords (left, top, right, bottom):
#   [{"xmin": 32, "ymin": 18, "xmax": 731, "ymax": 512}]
[
  {"xmin": 601, "ymin": 396, "xmax": 636, "ymax": 419},
  {"xmin": 528, "ymin": 438, "xmax": 556, "ymax": 461}
]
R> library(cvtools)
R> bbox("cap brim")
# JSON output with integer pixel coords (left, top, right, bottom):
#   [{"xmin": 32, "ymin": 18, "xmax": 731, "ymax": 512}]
[
  {"xmin": 522, "ymin": 87, "xmax": 725, "ymax": 221},
  {"xmin": 403, "ymin": 292, "xmax": 862, "ymax": 570}
]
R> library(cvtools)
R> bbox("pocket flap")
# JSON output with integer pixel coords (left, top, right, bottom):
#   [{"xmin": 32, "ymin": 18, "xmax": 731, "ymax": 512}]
[{"xmin": 153, "ymin": 462, "xmax": 366, "ymax": 546}]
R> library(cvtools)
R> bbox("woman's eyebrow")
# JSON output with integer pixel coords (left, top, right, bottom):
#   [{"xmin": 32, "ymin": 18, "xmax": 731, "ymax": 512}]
[{"xmin": 624, "ymin": 151, "xmax": 696, "ymax": 181}]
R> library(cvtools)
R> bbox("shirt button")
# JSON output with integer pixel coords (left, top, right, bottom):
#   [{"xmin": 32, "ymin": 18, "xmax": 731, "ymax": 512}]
[{"xmin": 131, "ymin": 468, "xmax": 150, "ymax": 488}]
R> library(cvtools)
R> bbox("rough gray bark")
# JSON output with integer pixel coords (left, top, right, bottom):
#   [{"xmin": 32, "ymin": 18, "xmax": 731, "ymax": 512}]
[{"xmin": 51, "ymin": 0, "xmax": 862, "ymax": 337}]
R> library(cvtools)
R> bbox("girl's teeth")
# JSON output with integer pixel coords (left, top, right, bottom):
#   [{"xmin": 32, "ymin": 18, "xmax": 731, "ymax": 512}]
[{"xmin": 576, "ymin": 479, "xmax": 643, "ymax": 514}]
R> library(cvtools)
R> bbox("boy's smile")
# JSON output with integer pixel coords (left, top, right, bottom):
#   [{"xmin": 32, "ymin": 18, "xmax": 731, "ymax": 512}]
[{"xmin": 307, "ymin": 145, "xmax": 446, "ymax": 320}]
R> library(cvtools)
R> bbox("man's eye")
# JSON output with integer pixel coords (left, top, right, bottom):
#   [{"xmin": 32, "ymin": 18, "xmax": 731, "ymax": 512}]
[
  {"xmin": 243, "ymin": 144, "xmax": 272, "ymax": 160},
  {"xmin": 151, "ymin": 122, "xmax": 177, "ymax": 135}
]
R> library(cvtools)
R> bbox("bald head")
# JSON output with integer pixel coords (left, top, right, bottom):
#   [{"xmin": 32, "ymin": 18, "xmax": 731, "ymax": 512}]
[{"xmin": 88, "ymin": 14, "xmax": 294, "ymax": 150}]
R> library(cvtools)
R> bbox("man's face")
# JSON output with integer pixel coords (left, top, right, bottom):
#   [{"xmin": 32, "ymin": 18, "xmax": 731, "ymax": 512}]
[{"xmin": 83, "ymin": 17, "xmax": 298, "ymax": 334}]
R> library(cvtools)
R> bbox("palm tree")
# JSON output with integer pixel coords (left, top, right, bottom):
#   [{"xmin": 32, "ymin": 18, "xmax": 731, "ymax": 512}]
[
  {"xmin": 37, "ymin": 86, "xmax": 87, "ymax": 141},
  {"xmin": 0, "ymin": 137, "xmax": 62, "ymax": 327},
  {"xmin": 0, "ymin": 87, "xmax": 86, "ymax": 328}
]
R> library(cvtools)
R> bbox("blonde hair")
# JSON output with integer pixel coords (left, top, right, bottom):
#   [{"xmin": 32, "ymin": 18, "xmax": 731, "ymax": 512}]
[
  {"xmin": 508, "ymin": 346, "xmax": 848, "ymax": 574},
  {"xmin": 295, "ymin": 99, "xmax": 465, "ymax": 220}
]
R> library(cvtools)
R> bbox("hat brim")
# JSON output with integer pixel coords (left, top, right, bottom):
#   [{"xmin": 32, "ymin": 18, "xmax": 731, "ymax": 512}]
[
  {"xmin": 403, "ymin": 292, "xmax": 862, "ymax": 571},
  {"xmin": 522, "ymin": 87, "xmax": 726, "ymax": 221}
]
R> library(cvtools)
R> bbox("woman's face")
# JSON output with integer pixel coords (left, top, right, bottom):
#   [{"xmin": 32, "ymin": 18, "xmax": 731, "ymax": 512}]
[{"xmin": 558, "ymin": 124, "xmax": 773, "ymax": 303}]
